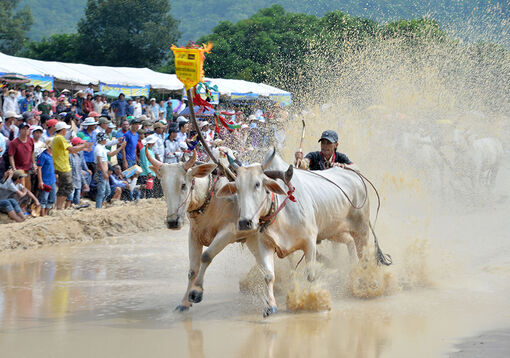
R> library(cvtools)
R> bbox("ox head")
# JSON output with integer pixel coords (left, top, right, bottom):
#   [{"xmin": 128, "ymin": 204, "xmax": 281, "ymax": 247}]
[
  {"xmin": 216, "ymin": 148, "xmax": 292, "ymax": 231},
  {"xmin": 145, "ymin": 148, "xmax": 217, "ymax": 230}
]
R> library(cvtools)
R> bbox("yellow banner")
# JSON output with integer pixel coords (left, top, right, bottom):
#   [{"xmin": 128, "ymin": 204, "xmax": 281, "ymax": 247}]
[{"xmin": 171, "ymin": 44, "xmax": 212, "ymax": 90}]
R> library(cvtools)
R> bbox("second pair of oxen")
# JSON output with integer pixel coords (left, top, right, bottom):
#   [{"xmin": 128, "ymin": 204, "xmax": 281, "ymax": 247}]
[{"xmin": 146, "ymin": 147, "xmax": 388, "ymax": 316}]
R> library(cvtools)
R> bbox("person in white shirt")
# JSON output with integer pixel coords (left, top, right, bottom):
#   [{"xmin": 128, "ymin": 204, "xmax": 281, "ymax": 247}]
[
  {"xmin": 176, "ymin": 121, "xmax": 188, "ymax": 147},
  {"xmin": 2, "ymin": 90, "xmax": 20, "ymax": 114},
  {"xmin": 164, "ymin": 125, "xmax": 185, "ymax": 164},
  {"xmin": 31, "ymin": 126, "xmax": 46, "ymax": 157},
  {"xmin": 133, "ymin": 97, "xmax": 142, "ymax": 118},
  {"xmin": 84, "ymin": 83, "xmax": 94, "ymax": 97},
  {"xmin": 94, "ymin": 132, "xmax": 125, "ymax": 208},
  {"xmin": 152, "ymin": 122, "xmax": 166, "ymax": 161},
  {"xmin": 93, "ymin": 95, "xmax": 105, "ymax": 114}
]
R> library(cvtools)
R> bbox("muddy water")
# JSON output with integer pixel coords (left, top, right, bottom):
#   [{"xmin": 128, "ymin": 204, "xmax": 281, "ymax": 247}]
[{"xmin": 1, "ymin": 170, "xmax": 510, "ymax": 358}]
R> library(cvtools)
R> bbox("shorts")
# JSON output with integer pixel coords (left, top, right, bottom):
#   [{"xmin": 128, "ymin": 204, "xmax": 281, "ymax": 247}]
[
  {"xmin": 55, "ymin": 170, "xmax": 74, "ymax": 197},
  {"xmin": 0, "ymin": 198, "xmax": 22, "ymax": 214}
]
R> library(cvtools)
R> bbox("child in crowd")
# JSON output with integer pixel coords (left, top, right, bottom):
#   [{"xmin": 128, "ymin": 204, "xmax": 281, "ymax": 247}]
[{"xmin": 36, "ymin": 139, "xmax": 56, "ymax": 216}]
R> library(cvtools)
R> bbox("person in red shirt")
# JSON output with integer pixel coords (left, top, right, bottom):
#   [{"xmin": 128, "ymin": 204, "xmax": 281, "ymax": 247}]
[
  {"xmin": 82, "ymin": 93, "xmax": 94, "ymax": 118},
  {"xmin": 8, "ymin": 122, "xmax": 36, "ymax": 191},
  {"xmin": 135, "ymin": 129, "xmax": 145, "ymax": 163}
]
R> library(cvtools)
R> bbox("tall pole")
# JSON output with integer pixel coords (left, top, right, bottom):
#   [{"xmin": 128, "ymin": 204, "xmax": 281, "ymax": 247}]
[{"xmin": 186, "ymin": 88, "xmax": 236, "ymax": 180}]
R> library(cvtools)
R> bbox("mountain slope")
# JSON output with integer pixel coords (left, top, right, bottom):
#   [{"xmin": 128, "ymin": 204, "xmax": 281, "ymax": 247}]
[{"xmin": 20, "ymin": 0, "xmax": 509, "ymax": 43}]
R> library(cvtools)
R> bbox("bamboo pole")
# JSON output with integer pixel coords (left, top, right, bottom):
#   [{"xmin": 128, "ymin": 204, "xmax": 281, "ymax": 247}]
[{"xmin": 186, "ymin": 88, "xmax": 236, "ymax": 180}]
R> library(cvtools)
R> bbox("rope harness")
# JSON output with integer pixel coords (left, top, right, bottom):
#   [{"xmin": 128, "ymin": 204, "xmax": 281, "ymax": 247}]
[
  {"xmin": 258, "ymin": 183, "xmax": 296, "ymax": 233},
  {"xmin": 189, "ymin": 175, "xmax": 220, "ymax": 218}
]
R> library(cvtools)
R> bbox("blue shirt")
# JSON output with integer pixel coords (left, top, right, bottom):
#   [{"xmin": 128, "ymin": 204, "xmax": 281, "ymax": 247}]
[
  {"xmin": 37, "ymin": 150, "xmax": 56, "ymax": 185},
  {"xmin": 19, "ymin": 98, "xmax": 34, "ymax": 113},
  {"xmin": 123, "ymin": 130, "xmax": 139, "ymax": 161},
  {"xmin": 112, "ymin": 99, "xmax": 129, "ymax": 117},
  {"xmin": 78, "ymin": 129, "xmax": 97, "ymax": 163},
  {"xmin": 110, "ymin": 174, "xmax": 127, "ymax": 191},
  {"xmin": 0, "ymin": 134, "xmax": 5, "ymax": 156},
  {"xmin": 126, "ymin": 104, "xmax": 134, "ymax": 116}
]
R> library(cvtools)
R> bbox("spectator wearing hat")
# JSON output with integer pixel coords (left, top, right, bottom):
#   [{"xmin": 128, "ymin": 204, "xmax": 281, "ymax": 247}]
[
  {"xmin": 2, "ymin": 90, "xmax": 19, "ymax": 114},
  {"xmin": 121, "ymin": 118, "xmax": 140, "ymax": 170},
  {"xmin": 104, "ymin": 122, "xmax": 121, "ymax": 152},
  {"xmin": 31, "ymin": 125, "xmax": 45, "ymax": 158},
  {"xmin": 111, "ymin": 93, "xmax": 129, "ymax": 126},
  {"xmin": 95, "ymin": 116, "xmax": 111, "ymax": 134},
  {"xmin": 164, "ymin": 124, "xmax": 184, "ymax": 164},
  {"xmin": 5, "ymin": 169, "xmax": 40, "ymax": 215},
  {"xmin": 56, "ymin": 95, "xmax": 67, "ymax": 113},
  {"xmin": 0, "ymin": 169, "xmax": 28, "ymax": 222},
  {"xmin": 94, "ymin": 132, "xmax": 125, "ymax": 208},
  {"xmin": 139, "ymin": 134, "xmax": 158, "ymax": 199},
  {"xmin": 41, "ymin": 118, "xmax": 58, "ymax": 143},
  {"xmin": 8, "ymin": 122, "xmax": 35, "ymax": 192},
  {"xmin": 36, "ymin": 139, "xmax": 56, "ymax": 216},
  {"xmin": 1, "ymin": 111, "xmax": 20, "ymax": 140},
  {"xmin": 53, "ymin": 121, "xmax": 92, "ymax": 210},
  {"xmin": 82, "ymin": 93, "xmax": 94, "ymax": 118},
  {"xmin": 66, "ymin": 136, "xmax": 91, "ymax": 208},
  {"xmin": 75, "ymin": 90, "xmax": 86, "ymax": 116},
  {"xmin": 77, "ymin": 117, "xmax": 99, "ymax": 171},
  {"xmin": 133, "ymin": 97, "xmax": 142, "ymax": 118},
  {"xmin": 147, "ymin": 98, "xmax": 159, "ymax": 121}
]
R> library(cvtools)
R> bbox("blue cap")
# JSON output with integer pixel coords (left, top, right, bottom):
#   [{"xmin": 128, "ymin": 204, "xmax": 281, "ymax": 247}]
[{"xmin": 318, "ymin": 130, "xmax": 338, "ymax": 143}]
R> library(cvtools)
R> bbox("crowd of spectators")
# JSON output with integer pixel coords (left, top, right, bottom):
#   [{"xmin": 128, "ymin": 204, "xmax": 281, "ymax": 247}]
[{"xmin": 0, "ymin": 83, "xmax": 281, "ymax": 223}]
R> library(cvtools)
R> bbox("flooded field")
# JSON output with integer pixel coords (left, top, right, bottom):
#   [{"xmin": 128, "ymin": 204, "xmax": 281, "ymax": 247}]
[{"xmin": 1, "ymin": 162, "xmax": 510, "ymax": 358}]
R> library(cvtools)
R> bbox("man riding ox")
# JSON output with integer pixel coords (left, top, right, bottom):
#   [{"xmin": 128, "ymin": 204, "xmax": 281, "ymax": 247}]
[
  {"xmin": 217, "ymin": 146, "xmax": 390, "ymax": 317},
  {"xmin": 145, "ymin": 146, "xmax": 271, "ymax": 312},
  {"xmin": 295, "ymin": 130, "xmax": 355, "ymax": 170}
]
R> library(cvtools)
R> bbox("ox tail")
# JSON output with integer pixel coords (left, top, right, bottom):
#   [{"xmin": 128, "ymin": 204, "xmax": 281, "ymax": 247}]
[{"xmin": 369, "ymin": 222, "xmax": 392, "ymax": 266}]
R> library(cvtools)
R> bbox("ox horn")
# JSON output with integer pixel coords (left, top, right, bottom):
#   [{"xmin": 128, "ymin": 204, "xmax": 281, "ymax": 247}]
[
  {"xmin": 226, "ymin": 152, "xmax": 240, "ymax": 172},
  {"xmin": 183, "ymin": 149, "xmax": 197, "ymax": 171},
  {"xmin": 145, "ymin": 145, "xmax": 163, "ymax": 171},
  {"xmin": 264, "ymin": 165, "xmax": 294, "ymax": 184},
  {"xmin": 262, "ymin": 147, "xmax": 276, "ymax": 171}
]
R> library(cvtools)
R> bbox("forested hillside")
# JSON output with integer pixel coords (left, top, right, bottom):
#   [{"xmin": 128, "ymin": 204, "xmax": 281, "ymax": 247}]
[{"xmin": 20, "ymin": 0, "xmax": 509, "ymax": 43}]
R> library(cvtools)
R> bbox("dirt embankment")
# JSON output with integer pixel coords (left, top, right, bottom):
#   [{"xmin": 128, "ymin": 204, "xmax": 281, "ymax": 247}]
[{"xmin": 0, "ymin": 199, "xmax": 167, "ymax": 252}]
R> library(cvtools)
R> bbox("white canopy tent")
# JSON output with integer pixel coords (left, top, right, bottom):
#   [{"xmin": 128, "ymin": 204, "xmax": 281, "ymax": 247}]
[{"xmin": 0, "ymin": 52, "xmax": 290, "ymax": 97}]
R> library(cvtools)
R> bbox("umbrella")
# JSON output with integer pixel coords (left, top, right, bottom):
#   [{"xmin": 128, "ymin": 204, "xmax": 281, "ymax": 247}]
[{"xmin": 0, "ymin": 73, "xmax": 30, "ymax": 84}]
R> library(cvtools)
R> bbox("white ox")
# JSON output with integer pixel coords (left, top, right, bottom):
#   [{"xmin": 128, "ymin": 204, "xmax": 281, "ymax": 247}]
[
  {"xmin": 217, "ymin": 150, "xmax": 391, "ymax": 316},
  {"xmin": 145, "ymin": 147, "xmax": 283, "ymax": 312}
]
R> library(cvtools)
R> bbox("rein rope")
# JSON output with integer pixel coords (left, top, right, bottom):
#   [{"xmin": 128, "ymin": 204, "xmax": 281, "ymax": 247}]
[{"xmin": 300, "ymin": 166, "xmax": 381, "ymax": 227}]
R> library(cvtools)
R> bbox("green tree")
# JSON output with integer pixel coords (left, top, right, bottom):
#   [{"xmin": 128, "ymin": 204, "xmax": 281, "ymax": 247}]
[
  {"xmin": 0, "ymin": 0, "xmax": 33, "ymax": 55},
  {"xmin": 19, "ymin": 34, "xmax": 80, "ymax": 62},
  {"xmin": 76, "ymin": 0, "xmax": 180, "ymax": 67}
]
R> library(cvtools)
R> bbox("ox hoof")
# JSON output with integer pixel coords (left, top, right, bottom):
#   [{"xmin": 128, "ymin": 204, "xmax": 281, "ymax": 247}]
[
  {"xmin": 263, "ymin": 306, "xmax": 278, "ymax": 318},
  {"xmin": 188, "ymin": 290, "xmax": 203, "ymax": 303},
  {"xmin": 174, "ymin": 305, "xmax": 191, "ymax": 312}
]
